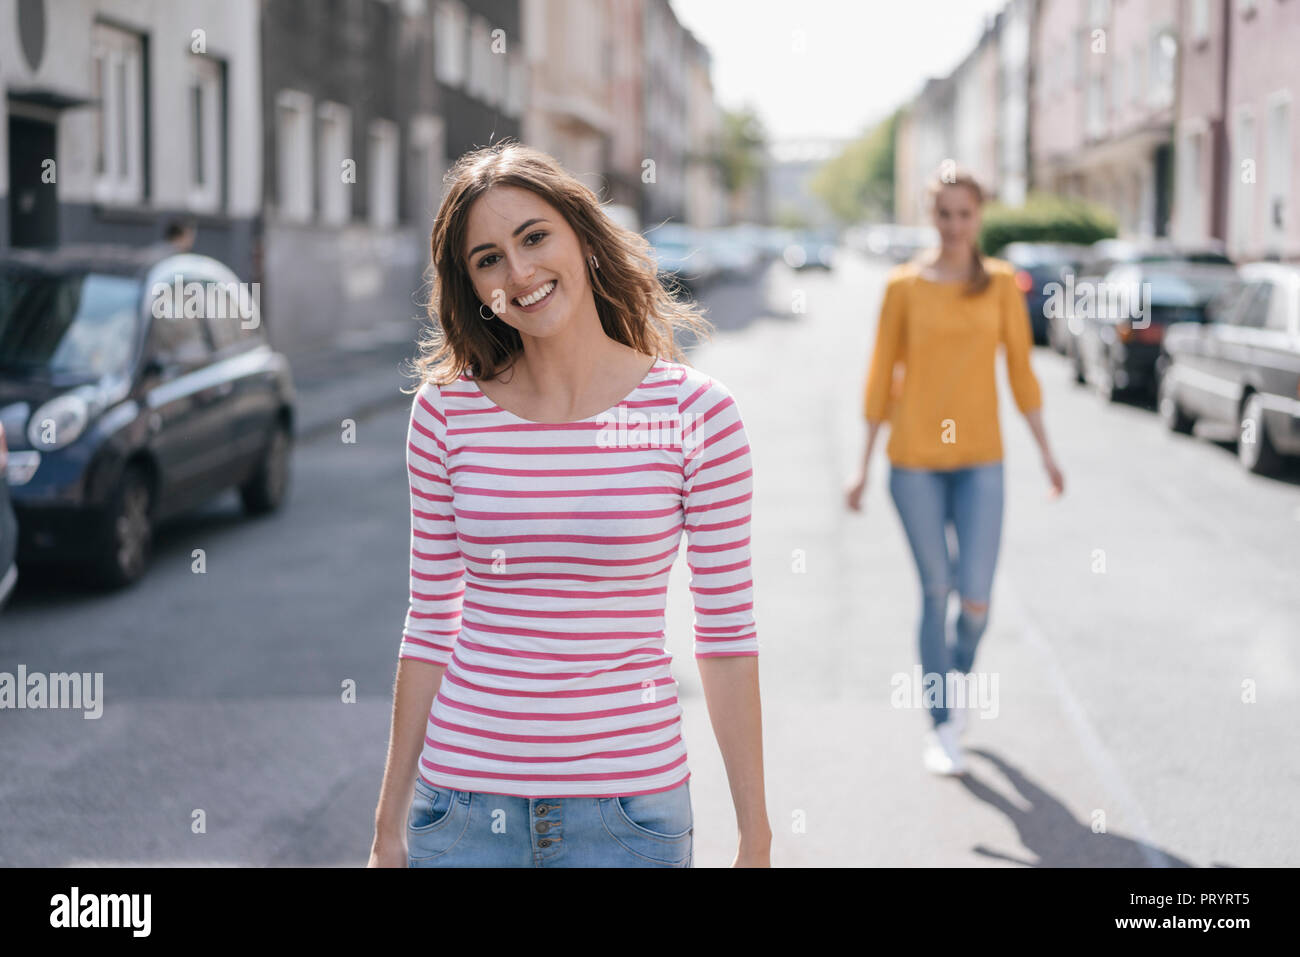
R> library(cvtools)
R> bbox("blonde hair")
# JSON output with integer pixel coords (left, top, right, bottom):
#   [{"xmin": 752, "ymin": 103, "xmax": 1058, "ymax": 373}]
[
  {"xmin": 403, "ymin": 139, "xmax": 713, "ymax": 392},
  {"xmin": 923, "ymin": 164, "xmax": 990, "ymax": 296}
]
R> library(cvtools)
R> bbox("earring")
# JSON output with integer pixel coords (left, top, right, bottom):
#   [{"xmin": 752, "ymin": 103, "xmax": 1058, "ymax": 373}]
[
  {"xmin": 589, "ymin": 254, "xmax": 599, "ymax": 270},
  {"xmin": 479, "ymin": 302, "xmax": 495, "ymax": 320}
]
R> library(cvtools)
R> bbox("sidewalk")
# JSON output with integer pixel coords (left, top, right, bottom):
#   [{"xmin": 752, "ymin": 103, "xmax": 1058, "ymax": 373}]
[{"xmin": 285, "ymin": 319, "xmax": 424, "ymax": 442}]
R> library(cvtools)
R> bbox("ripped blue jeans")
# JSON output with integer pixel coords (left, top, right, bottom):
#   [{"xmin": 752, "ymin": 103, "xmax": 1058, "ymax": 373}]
[{"xmin": 888, "ymin": 461, "xmax": 1004, "ymax": 728}]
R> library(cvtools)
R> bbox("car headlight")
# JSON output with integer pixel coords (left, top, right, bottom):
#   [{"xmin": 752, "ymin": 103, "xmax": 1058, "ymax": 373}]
[{"xmin": 27, "ymin": 387, "xmax": 95, "ymax": 451}]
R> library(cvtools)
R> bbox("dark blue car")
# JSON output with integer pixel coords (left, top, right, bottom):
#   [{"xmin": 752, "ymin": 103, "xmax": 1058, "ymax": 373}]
[
  {"xmin": 0, "ymin": 245, "xmax": 296, "ymax": 588},
  {"xmin": 1000, "ymin": 242, "xmax": 1089, "ymax": 346}
]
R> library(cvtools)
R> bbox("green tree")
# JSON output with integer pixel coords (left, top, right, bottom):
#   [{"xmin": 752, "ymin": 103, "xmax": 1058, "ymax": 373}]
[
  {"xmin": 810, "ymin": 110, "xmax": 898, "ymax": 224},
  {"xmin": 718, "ymin": 105, "xmax": 767, "ymax": 197},
  {"xmin": 979, "ymin": 193, "xmax": 1118, "ymax": 255}
]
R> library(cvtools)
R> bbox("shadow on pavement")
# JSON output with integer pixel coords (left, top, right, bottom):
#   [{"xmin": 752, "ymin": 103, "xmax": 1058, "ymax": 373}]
[{"xmin": 955, "ymin": 746, "xmax": 1209, "ymax": 867}]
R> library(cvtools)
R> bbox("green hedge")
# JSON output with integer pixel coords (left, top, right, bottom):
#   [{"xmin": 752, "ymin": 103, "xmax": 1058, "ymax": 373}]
[{"xmin": 980, "ymin": 193, "xmax": 1118, "ymax": 256}]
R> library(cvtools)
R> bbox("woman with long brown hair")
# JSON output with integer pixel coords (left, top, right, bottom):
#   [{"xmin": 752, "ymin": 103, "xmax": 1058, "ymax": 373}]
[
  {"xmin": 367, "ymin": 140, "xmax": 770, "ymax": 867},
  {"xmin": 845, "ymin": 165, "xmax": 1065, "ymax": 776}
]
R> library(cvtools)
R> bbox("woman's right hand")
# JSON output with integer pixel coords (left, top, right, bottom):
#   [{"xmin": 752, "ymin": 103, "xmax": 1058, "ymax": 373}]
[{"xmin": 844, "ymin": 470, "xmax": 868, "ymax": 512}]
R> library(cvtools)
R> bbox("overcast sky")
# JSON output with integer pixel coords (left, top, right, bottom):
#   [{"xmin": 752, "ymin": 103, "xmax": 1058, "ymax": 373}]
[{"xmin": 670, "ymin": 0, "xmax": 1010, "ymax": 143}]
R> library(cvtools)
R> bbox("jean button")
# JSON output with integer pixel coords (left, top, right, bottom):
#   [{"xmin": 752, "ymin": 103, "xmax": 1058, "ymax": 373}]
[
  {"xmin": 538, "ymin": 838, "xmax": 551, "ymax": 848},
  {"xmin": 536, "ymin": 805, "xmax": 549, "ymax": 815}
]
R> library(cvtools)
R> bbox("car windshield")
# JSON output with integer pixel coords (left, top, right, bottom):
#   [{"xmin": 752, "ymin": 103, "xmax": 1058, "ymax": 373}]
[
  {"xmin": 1005, "ymin": 244, "xmax": 1082, "ymax": 267},
  {"xmin": 0, "ymin": 270, "xmax": 142, "ymax": 378},
  {"xmin": 1137, "ymin": 268, "xmax": 1237, "ymax": 306}
]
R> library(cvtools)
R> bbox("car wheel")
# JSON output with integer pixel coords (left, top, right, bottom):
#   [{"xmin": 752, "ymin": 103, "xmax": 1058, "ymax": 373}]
[
  {"xmin": 1158, "ymin": 374, "xmax": 1195, "ymax": 434},
  {"xmin": 1238, "ymin": 392, "xmax": 1282, "ymax": 476},
  {"xmin": 91, "ymin": 464, "xmax": 154, "ymax": 588},
  {"xmin": 239, "ymin": 420, "xmax": 292, "ymax": 515},
  {"xmin": 1049, "ymin": 320, "xmax": 1069, "ymax": 355}
]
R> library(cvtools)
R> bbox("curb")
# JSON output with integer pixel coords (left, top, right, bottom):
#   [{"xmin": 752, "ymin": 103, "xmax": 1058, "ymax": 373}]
[{"xmin": 295, "ymin": 389, "xmax": 413, "ymax": 443}]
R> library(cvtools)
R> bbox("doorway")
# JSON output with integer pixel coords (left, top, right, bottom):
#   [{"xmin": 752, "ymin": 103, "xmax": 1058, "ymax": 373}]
[{"xmin": 8, "ymin": 114, "xmax": 58, "ymax": 247}]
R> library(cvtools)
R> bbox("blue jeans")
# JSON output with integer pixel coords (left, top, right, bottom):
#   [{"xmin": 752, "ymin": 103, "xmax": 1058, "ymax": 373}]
[
  {"xmin": 407, "ymin": 776, "xmax": 694, "ymax": 867},
  {"xmin": 888, "ymin": 462, "xmax": 1004, "ymax": 728}
]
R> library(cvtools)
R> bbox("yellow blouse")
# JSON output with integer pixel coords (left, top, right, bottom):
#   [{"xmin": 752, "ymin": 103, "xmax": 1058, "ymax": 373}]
[{"xmin": 863, "ymin": 257, "xmax": 1043, "ymax": 469}]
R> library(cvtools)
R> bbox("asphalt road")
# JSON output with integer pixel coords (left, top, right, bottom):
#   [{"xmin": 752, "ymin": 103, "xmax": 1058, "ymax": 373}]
[{"xmin": 2, "ymin": 249, "xmax": 1297, "ymax": 866}]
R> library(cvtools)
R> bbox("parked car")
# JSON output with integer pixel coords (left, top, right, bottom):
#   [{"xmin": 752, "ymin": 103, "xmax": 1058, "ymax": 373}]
[
  {"xmin": 846, "ymin": 222, "xmax": 899, "ymax": 258},
  {"xmin": 705, "ymin": 227, "xmax": 762, "ymax": 280},
  {"xmin": 895, "ymin": 225, "xmax": 940, "ymax": 263},
  {"xmin": 0, "ymin": 421, "xmax": 17, "ymax": 610},
  {"xmin": 1158, "ymin": 262, "xmax": 1300, "ymax": 475},
  {"xmin": 647, "ymin": 224, "xmax": 717, "ymax": 293},
  {"xmin": 782, "ymin": 229, "xmax": 837, "ymax": 271},
  {"xmin": 1057, "ymin": 239, "xmax": 1237, "ymax": 371},
  {"xmin": 0, "ymin": 244, "xmax": 296, "ymax": 587},
  {"xmin": 1000, "ymin": 242, "xmax": 1089, "ymax": 345},
  {"xmin": 1075, "ymin": 260, "xmax": 1239, "ymax": 402},
  {"xmin": 729, "ymin": 223, "xmax": 780, "ymax": 263},
  {"xmin": 756, "ymin": 226, "xmax": 798, "ymax": 260}
]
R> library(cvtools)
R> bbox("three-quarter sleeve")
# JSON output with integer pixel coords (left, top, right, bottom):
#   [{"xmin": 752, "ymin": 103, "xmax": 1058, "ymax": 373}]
[
  {"xmin": 680, "ymin": 376, "xmax": 758, "ymax": 658},
  {"xmin": 998, "ymin": 269, "xmax": 1044, "ymax": 415},
  {"xmin": 399, "ymin": 381, "xmax": 466, "ymax": 666},
  {"xmin": 863, "ymin": 272, "xmax": 906, "ymax": 422}
]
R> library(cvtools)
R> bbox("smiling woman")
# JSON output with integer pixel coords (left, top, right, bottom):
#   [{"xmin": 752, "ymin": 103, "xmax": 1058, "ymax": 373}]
[
  {"xmin": 367, "ymin": 140, "xmax": 773, "ymax": 869},
  {"xmin": 408, "ymin": 139, "xmax": 713, "ymax": 389}
]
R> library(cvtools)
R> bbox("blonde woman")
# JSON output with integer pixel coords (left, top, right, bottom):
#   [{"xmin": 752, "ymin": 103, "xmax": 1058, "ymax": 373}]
[
  {"xmin": 367, "ymin": 141, "xmax": 770, "ymax": 868},
  {"xmin": 845, "ymin": 166, "xmax": 1065, "ymax": 776}
]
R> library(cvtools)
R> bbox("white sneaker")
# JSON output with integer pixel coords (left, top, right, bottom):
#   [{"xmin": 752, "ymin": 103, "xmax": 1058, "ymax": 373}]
[{"xmin": 922, "ymin": 723, "xmax": 967, "ymax": 776}]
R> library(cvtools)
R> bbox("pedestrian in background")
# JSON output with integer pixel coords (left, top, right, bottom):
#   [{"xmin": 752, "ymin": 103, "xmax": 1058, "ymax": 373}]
[
  {"xmin": 844, "ymin": 165, "xmax": 1065, "ymax": 776},
  {"xmin": 164, "ymin": 217, "xmax": 197, "ymax": 253},
  {"xmin": 368, "ymin": 140, "xmax": 770, "ymax": 868}
]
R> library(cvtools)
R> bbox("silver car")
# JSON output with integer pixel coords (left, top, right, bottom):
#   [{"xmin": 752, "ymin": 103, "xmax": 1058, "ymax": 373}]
[{"xmin": 1159, "ymin": 262, "xmax": 1300, "ymax": 475}]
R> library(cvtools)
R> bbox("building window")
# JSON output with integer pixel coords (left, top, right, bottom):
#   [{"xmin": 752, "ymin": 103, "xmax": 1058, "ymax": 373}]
[
  {"xmin": 1232, "ymin": 109, "xmax": 1256, "ymax": 255},
  {"xmin": 1191, "ymin": 0, "xmax": 1210, "ymax": 43},
  {"xmin": 407, "ymin": 115, "xmax": 446, "ymax": 228},
  {"xmin": 187, "ymin": 54, "xmax": 223, "ymax": 212},
  {"xmin": 191, "ymin": 86, "xmax": 203, "ymax": 186},
  {"xmin": 434, "ymin": 0, "xmax": 468, "ymax": 87},
  {"xmin": 1179, "ymin": 128, "xmax": 1205, "ymax": 243},
  {"xmin": 275, "ymin": 89, "xmax": 313, "ymax": 222},
  {"xmin": 468, "ymin": 15, "xmax": 492, "ymax": 100},
  {"xmin": 1148, "ymin": 30, "xmax": 1176, "ymax": 109},
  {"xmin": 91, "ymin": 22, "xmax": 144, "ymax": 205},
  {"xmin": 368, "ymin": 119, "xmax": 399, "ymax": 229},
  {"xmin": 1112, "ymin": 58, "xmax": 1124, "ymax": 124},
  {"xmin": 1087, "ymin": 73, "xmax": 1106, "ymax": 138},
  {"xmin": 91, "ymin": 49, "xmax": 106, "ymax": 175},
  {"xmin": 1266, "ymin": 94, "xmax": 1292, "ymax": 244},
  {"xmin": 486, "ymin": 33, "xmax": 508, "ymax": 107},
  {"xmin": 505, "ymin": 49, "xmax": 527, "ymax": 118},
  {"xmin": 317, "ymin": 101, "xmax": 352, "ymax": 225}
]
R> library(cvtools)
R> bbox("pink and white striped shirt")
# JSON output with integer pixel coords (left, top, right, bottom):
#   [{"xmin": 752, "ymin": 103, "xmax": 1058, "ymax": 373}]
[{"xmin": 399, "ymin": 355, "xmax": 758, "ymax": 798}]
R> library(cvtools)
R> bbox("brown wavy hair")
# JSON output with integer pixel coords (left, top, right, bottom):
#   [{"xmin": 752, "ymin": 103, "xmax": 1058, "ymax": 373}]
[
  {"xmin": 922, "ymin": 163, "xmax": 990, "ymax": 296},
  {"xmin": 402, "ymin": 139, "xmax": 714, "ymax": 393}
]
